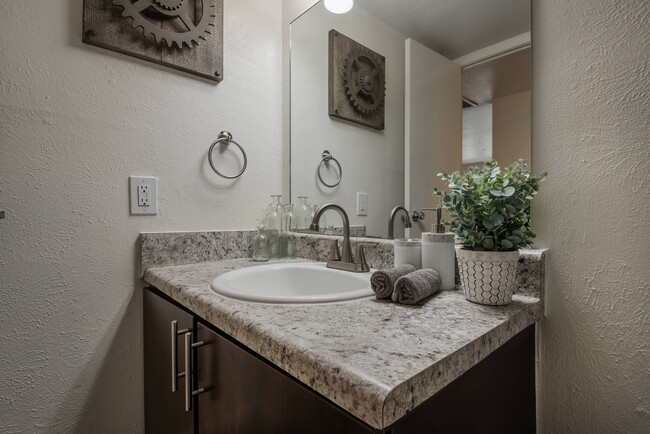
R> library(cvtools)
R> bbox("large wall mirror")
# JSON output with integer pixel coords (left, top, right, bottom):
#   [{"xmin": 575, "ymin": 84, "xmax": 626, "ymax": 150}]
[{"xmin": 290, "ymin": 0, "xmax": 531, "ymax": 239}]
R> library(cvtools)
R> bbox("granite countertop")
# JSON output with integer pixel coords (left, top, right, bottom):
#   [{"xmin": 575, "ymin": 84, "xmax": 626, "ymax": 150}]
[{"xmin": 143, "ymin": 256, "xmax": 543, "ymax": 429}]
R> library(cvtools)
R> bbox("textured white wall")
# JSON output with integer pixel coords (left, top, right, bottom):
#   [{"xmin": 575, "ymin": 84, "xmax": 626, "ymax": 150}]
[
  {"xmin": 531, "ymin": 0, "xmax": 650, "ymax": 432},
  {"xmin": 3, "ymin": 0, "xmax": 650, "ymax": 431},
  {"xmin": 290, "ymin": 1, "xmax": 405, "ymax": 237},
  {"xmin": 0, "ymin": 0, "xmax": 282, "ymax": 431}
]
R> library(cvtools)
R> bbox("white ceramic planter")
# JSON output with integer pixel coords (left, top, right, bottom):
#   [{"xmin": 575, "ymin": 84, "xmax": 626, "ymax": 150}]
[{"xmin": 456, "ymin": 249, "xmax": 520, "ymax": 306}]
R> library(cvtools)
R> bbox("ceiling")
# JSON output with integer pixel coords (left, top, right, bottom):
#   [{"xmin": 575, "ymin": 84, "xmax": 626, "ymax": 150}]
[
  {"xmin": 462, "ymin": 48, "xmax": 531, "ymax": 105},
  {"xmin": 356, "ymin": 0, "xmax": 531, "ymax": 59}
]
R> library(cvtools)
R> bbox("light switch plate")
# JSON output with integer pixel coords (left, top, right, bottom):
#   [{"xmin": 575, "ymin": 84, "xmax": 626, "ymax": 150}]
[
  {"xmin": 130, "ymin": 176, "xmax": 158, "ymax": 216},
  {"xmin": 356, "ymin": 192, "xmax": 368, "ymax": 216}
]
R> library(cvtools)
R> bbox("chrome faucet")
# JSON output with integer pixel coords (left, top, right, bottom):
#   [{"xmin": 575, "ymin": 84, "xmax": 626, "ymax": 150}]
[
  {"xmin": 388, "ymin": 206, "xmax": 412, "ymax": 239},
  {"xmin": 310, "ymin": 204, "xmax": 370, "ymax": 273}
]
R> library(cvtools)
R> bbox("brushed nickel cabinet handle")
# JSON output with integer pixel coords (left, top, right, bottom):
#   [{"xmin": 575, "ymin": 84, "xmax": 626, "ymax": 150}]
[
  {"xmin": 171, "ymin": 320, "xmax": 189, "ymax": 392},
  {"xmin": 171, "ymin": 321, "xmax": 179, "ymax": 392},
  {"xmin": 184, "ymin": 332, "xmax": 206, "ymax": 411}
]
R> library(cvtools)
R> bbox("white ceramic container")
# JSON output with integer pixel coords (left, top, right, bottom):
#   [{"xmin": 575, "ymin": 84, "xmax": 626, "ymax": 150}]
[{"xmin": 393, "ymin": 238, "xmax": 422, "ymax": 269}]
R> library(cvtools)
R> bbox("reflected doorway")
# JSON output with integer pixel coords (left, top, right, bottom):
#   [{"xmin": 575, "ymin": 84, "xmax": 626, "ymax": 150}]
[{"xmin": 462, "ymin": 48, "xmax": 531, "ymax": 171}]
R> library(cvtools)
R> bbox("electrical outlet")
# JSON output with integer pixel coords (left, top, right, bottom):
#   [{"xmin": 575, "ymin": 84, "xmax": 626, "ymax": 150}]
[
  {"xmin": 138, "ymin": 184, "xmax": 150, "ymax": 206},
  {"xmin": 130, "ymin": 176, "xmax": 158, "ymax": 216},
  {"xmin": 356, "ymin": 192, "xmax": 368, "ymax": 216}
]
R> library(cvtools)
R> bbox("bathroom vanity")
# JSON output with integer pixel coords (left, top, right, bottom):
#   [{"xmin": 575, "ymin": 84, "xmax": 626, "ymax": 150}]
[
  {"xmin": 140, "ymin": 231, "xmax": 545, "ymax": 433},
  {"xmin": 135, "ymin": 0, "xmax": 539, "ymax": 430}
]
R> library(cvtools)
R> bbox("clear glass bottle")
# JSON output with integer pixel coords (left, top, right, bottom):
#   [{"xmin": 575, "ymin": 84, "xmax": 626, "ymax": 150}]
[
  {"xmin": 252, "ymin": 225, "xmax": 270, "ymax": 262},
  {"xmin": 281, "ymin": 204, "xmax": 295, "ymax": 258},
  {"xmin": 284, "ymin": 203, "xmax": 297, "ymax": 231},
  {"xmin": 263, "ymin": 195, "xmax": 285, "ymax": 259},
  {"xmin": 262, "ymin": 195, "xmax": 285, "ymax": 230},
  {"xmin": 295, "ymin": 196, "xmax": 310, "ymax": 230},
  {"xmin": 310, "ymin": 204, "xmax": 325, "ymax": 231}
]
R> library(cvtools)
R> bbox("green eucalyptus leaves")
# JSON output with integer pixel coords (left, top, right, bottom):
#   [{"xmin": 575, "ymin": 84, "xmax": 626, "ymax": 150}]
[{"xmin": 434, "ymin": 160, "xmax": 547, "ymax": 252}]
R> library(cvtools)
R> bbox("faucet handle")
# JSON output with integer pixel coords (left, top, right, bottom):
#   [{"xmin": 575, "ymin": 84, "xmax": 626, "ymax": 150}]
[
  {"xmin": 412, "ymin": 208, "xmax": 439, "ymax": 222},
  {"xmin": 411, "ymin": 210, "xmax": 425, "ymax": 221},
  {"xmin": 354, "ymin": 244, "xmax": 370, "ymax": 272},
  {"xmin": 329, "ymin": 239, "xmax": 341, "ymax": 261}
]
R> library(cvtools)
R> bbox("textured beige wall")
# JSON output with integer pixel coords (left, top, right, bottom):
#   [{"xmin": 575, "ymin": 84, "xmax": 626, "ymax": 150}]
[
  {"xmin": 531, "ymin": 0, "xmax": 650, "ymax": 432},
  {"xmin": 0, "ymin": 0, "xmax": 282, "ymax": 431},
  {"xmin": 492, "ymin": 90, "xmax": 531, "ymax": 167}
]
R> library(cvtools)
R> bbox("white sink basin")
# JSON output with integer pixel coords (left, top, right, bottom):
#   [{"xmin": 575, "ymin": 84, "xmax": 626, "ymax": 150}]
[{"xmin": 210, "ymin": 262, "xmax": 374, "ymax": 304}]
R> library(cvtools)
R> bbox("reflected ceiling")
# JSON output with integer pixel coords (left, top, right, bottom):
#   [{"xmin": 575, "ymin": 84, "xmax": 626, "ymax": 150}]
[
  {"xmin": 356, "ymin": 0, "xmax": 531, "ymax": 59},
  {"xmin": 463, "ymin": 48, "xmax": 531, "ymax": 105}
]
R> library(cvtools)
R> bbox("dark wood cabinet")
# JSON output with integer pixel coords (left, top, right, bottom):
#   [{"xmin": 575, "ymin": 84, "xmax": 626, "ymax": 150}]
[
  {"xmin": 144, "ymin": 287, "xmax": 535, "ymax": 434},
  {"xmin": 388, "ymin": 325, "xmax": 536, "ymax": 434},
  {"xmin": 144, "ymin": 287, "xmax": 373, "ymax": 434},
  {"xmin": 143, "ymin": 288, "xmax": 194, "ymax": 434},
  {"xmin": 195, "ymin": 322, "xmax": 373, "ymax": 434}
]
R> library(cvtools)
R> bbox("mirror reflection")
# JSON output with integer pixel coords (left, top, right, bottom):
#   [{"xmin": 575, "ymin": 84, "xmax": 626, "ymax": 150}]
[{"xmin": 290, "ymin": 0, "xmax": 531, "ymax": 239}]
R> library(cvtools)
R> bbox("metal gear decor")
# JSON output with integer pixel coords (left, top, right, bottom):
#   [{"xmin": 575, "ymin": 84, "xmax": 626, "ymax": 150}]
[
  {"xmin": 343, "ymin": 48, "xmax": 385, "ymax": 117},
  {"xmin": 112, "ymin": 0, "xmax": 216, "ymax": 49},
  {"xmin": 83, "ymin": 0, "xmax": 223, "ymax": 82},
  {"xmin": 329, "ymin": 30, "xmax": 385, "ymax": 130},
  {"xmin": 154, "ymin": 0, "xmax": 186, "ymax": 11}
]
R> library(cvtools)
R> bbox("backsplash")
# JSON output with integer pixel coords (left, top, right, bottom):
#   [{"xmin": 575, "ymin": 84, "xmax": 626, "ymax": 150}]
[
  {"xmin": 514, "ymin": 249, "xmax": 546, "ymax": 299},
  {"xmin": 316, "ymin": 225, "xmax": 367, "ymax": 237},
  {"xmin": 140, "ymin": 230, "xmax": 546, "ymax": 299},
  {"xmin": 291, "ymin": 233, "xmax": 394, "ymax": 269},
  {"xmin": 140, "ymin": 230, "xmax": 256, "ymax": 276}
]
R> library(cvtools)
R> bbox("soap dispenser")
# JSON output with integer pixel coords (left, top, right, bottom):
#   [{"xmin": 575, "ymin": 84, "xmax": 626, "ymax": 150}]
[{"xmin": 421, "ymin": 209, "xmax": 456, "ymax": 290}]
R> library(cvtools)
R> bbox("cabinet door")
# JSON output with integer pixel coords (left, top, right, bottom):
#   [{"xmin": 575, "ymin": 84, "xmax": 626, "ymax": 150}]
[
  {"xmin": 389, "ymin": 325, "xmax": 536, "ymax": 433},
  {"xmin": 196, "ymin": 322, "xmax": 374, "ymax": 434},
  {"xmin": 144, "ymin": 288, "xmax": 194, "ymax": 434}
]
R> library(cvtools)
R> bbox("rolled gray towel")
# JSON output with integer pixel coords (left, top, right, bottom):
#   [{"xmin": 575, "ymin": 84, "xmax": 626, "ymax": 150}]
[
  {"xmin": 392, "ymin": 269, "xmax": 441, "ymax": 305},
  {"xmin": 371, "ymin": 264, "xmax": 416, "ymax": 299}
]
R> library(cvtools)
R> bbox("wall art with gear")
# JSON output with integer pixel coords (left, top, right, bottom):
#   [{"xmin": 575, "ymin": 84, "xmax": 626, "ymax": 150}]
[
  {"xmin": 83, "ymin": 0, "xmax": 223, "ymax": 82},
  {"xmin": 328, "ymin": 30, "xmax": 385, "ymax": 130}
]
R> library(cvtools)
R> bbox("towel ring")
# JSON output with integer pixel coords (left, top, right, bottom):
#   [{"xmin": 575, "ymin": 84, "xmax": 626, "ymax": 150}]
[
  {"xmin": 208, "ymin": 131, "xmax": 248, "ymax": 179},
  {"xmin": 317, "ymin": 150, "xmax": 342, "ymax": 188}
]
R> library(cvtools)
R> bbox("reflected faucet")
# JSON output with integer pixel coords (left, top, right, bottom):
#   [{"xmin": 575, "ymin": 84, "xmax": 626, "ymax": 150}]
[
  {"xmin": 388, "ymin": 206, "xmax": 413, "ymax": 239},
  {"xmin": 310, "ymin": 204, "xmax": 370, "ymax": 272}
]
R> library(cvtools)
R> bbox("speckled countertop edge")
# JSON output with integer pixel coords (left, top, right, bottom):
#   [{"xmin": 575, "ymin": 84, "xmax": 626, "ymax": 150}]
[
  {"xmin": 141, "ymin": 230, "xmax": 546, "ymax": 300},
  {"xmin": 143, "ymin": 257, "xmax": 543, "ymax": 429}
]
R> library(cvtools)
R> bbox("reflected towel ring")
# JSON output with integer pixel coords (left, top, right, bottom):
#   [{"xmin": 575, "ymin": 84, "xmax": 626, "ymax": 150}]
[
  {"xmin": 208, "ymin": 131, "xmax": 248, "ymax": 179},
  {"xmin": 317, "ymin": 150, "xmax": 342, "ymax": 188}
]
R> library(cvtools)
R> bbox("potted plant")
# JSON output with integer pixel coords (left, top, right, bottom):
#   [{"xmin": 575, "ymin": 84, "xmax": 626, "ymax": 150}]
[{"xmin": 434, "ymin": 160, "xmax": 547, "ymax": 305}]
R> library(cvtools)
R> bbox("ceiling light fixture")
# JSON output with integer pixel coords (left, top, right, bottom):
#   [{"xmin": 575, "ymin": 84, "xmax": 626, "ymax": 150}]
[{"xmin": 324, "ymin": 0, "xmax": 353, "ymax": 14}]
